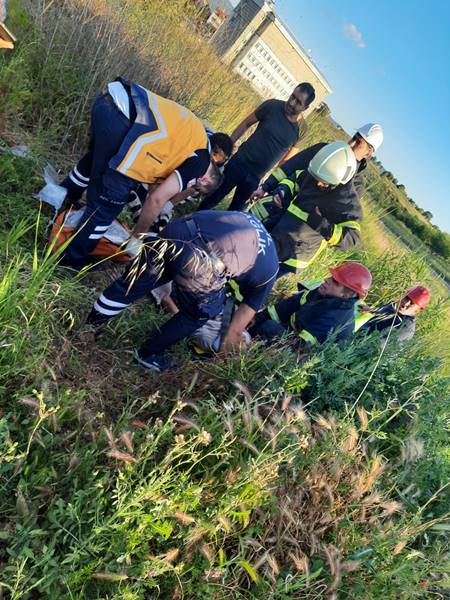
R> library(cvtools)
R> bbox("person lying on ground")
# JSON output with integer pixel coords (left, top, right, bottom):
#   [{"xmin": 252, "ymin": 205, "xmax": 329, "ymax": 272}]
[
  {"xmin": 197, "ymin": 82, "xmax": 315, "ymax": 212},
  {"xmin": 249, "ymin": 262, "xmax": 372, "ymax": 348},
  {"xmin": 55, "ymin": 77, "xmax": 229, "ymax": 268},
  {"xmin": 87, "ymin": 210, "xmax": 279, "ymax": 372},
  {"xmin": 354, "ymin": 285, "xmax": 430, "ymax": 344}
]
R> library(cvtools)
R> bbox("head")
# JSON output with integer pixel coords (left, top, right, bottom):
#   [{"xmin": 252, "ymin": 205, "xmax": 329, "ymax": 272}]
[
  {"xmin": 285, "ymin": 82, "xmax": 316, "ymax": 118},
  {"xmin": 308, "ymin": 141, "xmax": 357, "ymax": 188},
  {"xmin": 209, "ymin": 132, "xmax": 233, "ymax": 166},
  {"xmin": 319, "ymin": 262, "xmax": 372, "ymax": 299},
  {"xmin": 349, "ymin": 123, "xmax": 384, "ymax": 161},
  {"xmin": 398, "ymin": 285, "xmax": 431, "ymax": 316},
  {"xmin": 194, "ymin": 162, "xmax": 223, "ymax": 195}
]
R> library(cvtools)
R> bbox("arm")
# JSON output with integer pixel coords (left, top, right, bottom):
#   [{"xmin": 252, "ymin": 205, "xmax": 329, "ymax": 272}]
[
  {"xmin": 132, "ymin": 172, "xmax": 182, "ymax": 235},
  {"xmin": 230, "ymin": 111, "xmax": 259, "ymax": 144},
  {"xmin": 278, "ymin": 146, "xmax": 300, "ymax": 166},
  {"xmin": 262, "ymin": 143, "xmax": 325, "ymax": 194},
  {"xmin": 220, "ymin": 303, "xmax": 256, "ymax": 353}
]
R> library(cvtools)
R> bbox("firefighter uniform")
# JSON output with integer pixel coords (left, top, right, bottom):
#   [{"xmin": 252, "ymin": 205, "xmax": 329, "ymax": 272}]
[
  {"xmin": 355, "ymin": 302, "xmax": 416, "ymax": 343},
  {"xmin": 251, "ymin": 143, "xmax": 364, "ymax": 276},
  {"xmin": 250, "ymin": 282, "xmax": 358, "ymax": 346}
]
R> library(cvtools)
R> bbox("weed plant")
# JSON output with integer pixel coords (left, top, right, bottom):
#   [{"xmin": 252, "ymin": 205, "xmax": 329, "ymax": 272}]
[{"xmin": 0, "ymin": 1, "xmax": 449, "ymax": 598}]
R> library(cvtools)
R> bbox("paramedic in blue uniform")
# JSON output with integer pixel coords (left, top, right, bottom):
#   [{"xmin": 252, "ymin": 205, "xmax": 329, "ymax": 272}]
[
  {"xmin": 87, "ymin": 210, "xmax": 279, "ymax": 372},
  {"xmin": 59, "ymin": 78, "xmax": 226, "ymax": 268}
]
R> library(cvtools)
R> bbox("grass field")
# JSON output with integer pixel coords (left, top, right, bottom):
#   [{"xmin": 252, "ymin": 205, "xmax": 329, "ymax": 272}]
[{"xmin": 0, "ymin": 1, "xmax": 449, "ymax": 598}]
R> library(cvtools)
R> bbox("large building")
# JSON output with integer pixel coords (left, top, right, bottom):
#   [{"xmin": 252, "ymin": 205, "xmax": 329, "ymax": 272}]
[{"xmin": 211, "ymin": 0, "xmax": 331, "ymax": 111}]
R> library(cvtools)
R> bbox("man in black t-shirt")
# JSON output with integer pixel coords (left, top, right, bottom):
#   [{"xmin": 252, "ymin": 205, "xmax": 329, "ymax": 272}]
[{"xmin": 198, "ymin": 82, "xmax": 315, "ymax": 212}]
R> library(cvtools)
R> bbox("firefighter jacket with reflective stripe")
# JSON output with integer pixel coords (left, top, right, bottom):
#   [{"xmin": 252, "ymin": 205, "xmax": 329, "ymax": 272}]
[
  {"xmin": 257, "ymin": 143, "xmax": 365, "ymax": 273},
  {"xmin": 356, "ymin": 302, "xmax": 416, "ymax": 343},
  {"xmin": 255, "ymin": 284, "xmax": 357, "ymax": 345},
  {"xmin": 109, "ymin": 80, "xmax": 208, "ymax": 183}
]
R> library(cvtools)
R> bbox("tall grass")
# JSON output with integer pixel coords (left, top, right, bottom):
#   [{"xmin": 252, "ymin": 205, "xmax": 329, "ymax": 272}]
[{"xmin": 0, "ymin": 1, "xmax": 449, "ymax": 598}]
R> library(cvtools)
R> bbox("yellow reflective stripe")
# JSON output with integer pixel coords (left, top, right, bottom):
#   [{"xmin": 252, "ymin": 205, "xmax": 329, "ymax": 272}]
[
  {"xmin": 290, "ymin": 313, "xmax": 296, "ymax": 330},
  {"xmin": 354, "ymin": 311, "xmax": 375, "ymax": 331},
  {"xmin": 267, "ymin": 305, "xmax": 280, "ymax": 322},
  {"xmin": 272, "ymin": 167, "xmax": 286, "ymax": 182},
  {"xmin": 327, "ymin": 224, "xmax": 343, "ymax": 247},
  {"xmin": 299, "ymin": 289, "xmax": 311, "ymax": 305},
  {"xmin": 280, "ymin": 178, "xmax": 295, "ymax": 194},
  {"xmin": 298, "ymin": 329, "xmax": 318, "ymax": 345},
  {"xmin": 251, "ymin": 201, "xmax": 268, "ymax": 221},
  {"xmin": 287, "ymin": 202, "xmax": 308, "ymax": 221},
  {"xmin": 228, "ymin": 279, "xmax": 243, "ymax": 302},
  {"xmin": 283, "ymin": 258, "xmax": 310, "ymax": 269},
  {"xmin": 338, "ymin": 220, "xmax": 361, "ymax": 231}
]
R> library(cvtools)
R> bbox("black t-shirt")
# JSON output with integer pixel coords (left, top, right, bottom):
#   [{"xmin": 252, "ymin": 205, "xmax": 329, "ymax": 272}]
[{"xmin": 236, "ymin": 99, "xmax": 307, "ymax": 178}]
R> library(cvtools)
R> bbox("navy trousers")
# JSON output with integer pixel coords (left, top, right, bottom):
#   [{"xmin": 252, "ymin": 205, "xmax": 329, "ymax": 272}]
[
  {"xmin": 61, "ymin": 94, "xmax": 138, "ymax": 268},
  {"xmin": 88, "ymin": 217, "xmax": 228, "ymax": 356},
  {"xmin": 198, "ymin": 154, "xmax": 260, "ymax": 212}
]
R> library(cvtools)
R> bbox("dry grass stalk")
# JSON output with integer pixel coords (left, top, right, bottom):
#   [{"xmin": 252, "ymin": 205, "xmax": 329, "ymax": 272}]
[{"xmin": 174, "ymin": 511, "xmax": 195, "ymax": 525}]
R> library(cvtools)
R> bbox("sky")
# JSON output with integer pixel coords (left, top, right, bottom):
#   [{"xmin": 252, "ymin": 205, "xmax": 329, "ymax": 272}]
[{"xmin": 234, "ymin": 0, "xmax": 450, "ymax": 232}]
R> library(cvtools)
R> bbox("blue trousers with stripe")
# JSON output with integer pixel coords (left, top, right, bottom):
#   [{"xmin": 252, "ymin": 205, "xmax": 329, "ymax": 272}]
[
  {"xmin": 88, "ymin": 217, "xmax": 228, "ymax": 356},
  {"xmin": 61, "ymin": 94, "xmax": 139, "ymax": 268}
]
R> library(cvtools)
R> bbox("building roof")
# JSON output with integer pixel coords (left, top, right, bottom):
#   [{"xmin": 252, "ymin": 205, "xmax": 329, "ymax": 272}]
[{"xmin": 272, "ymin": 14, "xmax": 332, "ymax": 93}]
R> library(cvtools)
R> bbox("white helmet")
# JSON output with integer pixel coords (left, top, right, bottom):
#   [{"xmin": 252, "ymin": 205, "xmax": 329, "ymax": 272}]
[
  {"xmin": 308, "ymin": 141, "xmax": 357, "ymax": 186},
  {"xmin": 357, "ymin": 123, "xmax": 384, "ymax": 152}
]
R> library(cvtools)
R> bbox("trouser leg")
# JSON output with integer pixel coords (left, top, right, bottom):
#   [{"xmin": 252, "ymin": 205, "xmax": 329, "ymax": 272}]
[
  {"xmin": 60, "ymin": 147, "xmax": 94, "ymax": 203},
  {"xmin": 87, "ymin": 251, "xmax": 171, "ymax": 325},
  {"xmin": 197, "ymin": 155, "xmax": 247, "ymax": 210},
  {"xmin": 138, "ymin": 311, "xmax": 208, "ymax": 357},
  {"xmin": 62, "ymin": 94, "xmax": 137, "ymax": 267},
  {"xmin": 228, "ymin": 171, "xmax": 260, "ymax": 211},
  {"xmin": 249, "ymin": 319, "xmax": 287, "ymax": 342}
]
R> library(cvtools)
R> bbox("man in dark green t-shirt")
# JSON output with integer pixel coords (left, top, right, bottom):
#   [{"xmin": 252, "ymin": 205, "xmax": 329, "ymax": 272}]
[{"xmin": 198, "ymin": 82, "xmax": 315, "ymax": 212}]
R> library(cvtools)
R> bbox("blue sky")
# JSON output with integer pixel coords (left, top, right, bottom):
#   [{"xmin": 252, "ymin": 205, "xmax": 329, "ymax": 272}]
[{"xmin": 249, "ymin": 0, "xmax": 450, "ymax": 233}]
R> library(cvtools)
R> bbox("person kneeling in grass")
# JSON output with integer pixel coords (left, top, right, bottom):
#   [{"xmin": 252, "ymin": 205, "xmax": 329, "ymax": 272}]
[{"xmin": 250, "ymin": 262, "xmax": 372, "ymax": 348}]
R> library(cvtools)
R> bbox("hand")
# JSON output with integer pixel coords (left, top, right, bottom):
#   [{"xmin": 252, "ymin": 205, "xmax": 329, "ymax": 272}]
[
  {"xmin": 250, "ymin": 186, "xmax": 265, "ymax": 201},
  {"xmin": 272, "ymin": 193, "xmax": 283, "ymax": 208},
  {"xmin": 219, "ymin": 328, "xmax": 245, "ymax": 354}
]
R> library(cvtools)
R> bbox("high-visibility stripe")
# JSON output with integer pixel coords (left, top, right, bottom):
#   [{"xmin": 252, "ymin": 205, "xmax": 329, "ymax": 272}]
[
  {"xmin": 280, "ymin": 178, "xmax": 295, "ymax": 195},
  {"xmin": 69, "ymin": 172, "xmax": 88, "ymax": 188},
  {"xmin": 117, "ymin": 90, "xmax": 168, "ymax": 175},
  {"xmin": 228, "ymin": 279, "xmax": 243, "ymax": 303},
  {"xmin": 338, "ymin": 220, "xmax": 361, "ymax": 231},
  {"xmin": 272, "ymin": 167, "xmax": 286, "ymax": 182},
  {"xmin": 298, "ymin": 329, "xmax": 318, "ymax": 345},
  {"xmin": 327, "ymin": 224, "xmax": 343, "ymax": 246},
  {"xmin": 93, "ymin": 301, "xmax": 126, "ymax": 316},
  {"xmin": 250, "ymin": 199, "xmax": 270, "ymax": 221},
  {"xmin": 299, "ymin": 289, "xmax": 311, "ymax": 305},
  {"xmin": 98, "ymin": 293, "xmax": 129, "ymax": 308},
  {"xmin": 287, "ymin": 203, "xmax": 308, "ymax": 221},
  {"xmin": 267, "ymin": 305, "xmax": 280, "ymax": 322},
  {"xmin": 283, "ymin": 257, "xmax": 311, "ymax": 270},
  {"xmin": 89, "ymin": 232, "xmax": 106, "ymax": 240},
  {"xmin": 94, "ymin": 225, "xmax": 109, "ymax": 232},
  {"xmin": 73, "ymin": 166, "xmax": 90, "ymax": 182}
]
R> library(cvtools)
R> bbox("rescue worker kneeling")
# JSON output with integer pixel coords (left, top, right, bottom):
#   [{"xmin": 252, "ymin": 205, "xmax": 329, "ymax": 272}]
[
  {"xmin": 87, "ymin": 210, "xmax": 278, "ymax": 372},
  {"xmin": 250, "ymin": 262, "xmax": 372, "ymax": 347}
]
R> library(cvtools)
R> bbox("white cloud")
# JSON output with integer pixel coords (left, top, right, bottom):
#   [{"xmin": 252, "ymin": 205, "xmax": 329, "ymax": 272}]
[{"xmin": 343, "ymin": 22, "xmax": 366, "ymax": 48}]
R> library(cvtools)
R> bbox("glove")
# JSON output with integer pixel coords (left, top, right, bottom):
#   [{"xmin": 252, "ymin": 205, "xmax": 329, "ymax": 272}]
[{"xmin": 124, "ymin": 235, "xmax": 144, "ymax": 258}]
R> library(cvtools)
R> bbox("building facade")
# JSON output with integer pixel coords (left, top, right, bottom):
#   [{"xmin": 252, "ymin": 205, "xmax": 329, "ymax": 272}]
[{"xmin": 211, "ymin": 0, "xmax": 331, "ymax": 110}]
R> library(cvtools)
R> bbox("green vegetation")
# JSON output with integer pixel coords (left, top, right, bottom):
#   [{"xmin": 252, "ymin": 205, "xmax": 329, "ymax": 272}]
[{"xmin": 0, "ymin": 1, "xmax": 449, "ymax": 598}]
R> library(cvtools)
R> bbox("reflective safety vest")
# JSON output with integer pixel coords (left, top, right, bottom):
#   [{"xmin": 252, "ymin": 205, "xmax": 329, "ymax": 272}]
[
  {"xmin": 109, "ymin": 81, "xmax": 208, "ymax": 183},
  {"xmin": 354, "ymin": 302, "xmax": 375, "ymax": 331}
]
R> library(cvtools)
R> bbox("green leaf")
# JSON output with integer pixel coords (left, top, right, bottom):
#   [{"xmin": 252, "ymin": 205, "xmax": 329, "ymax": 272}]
[{"xmin": 240, "ymin": 560, "xmax": 259, "ymax": 583}]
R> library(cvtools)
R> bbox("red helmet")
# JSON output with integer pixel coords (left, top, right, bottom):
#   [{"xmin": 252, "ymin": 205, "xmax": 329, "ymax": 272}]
[
  {"xmin": 405, "ymin": 285, "xmax": 431, "ymax": 309},
  {"xmin": 329, "ymin": 262, "xmax": 372, "ymax": 299}
]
